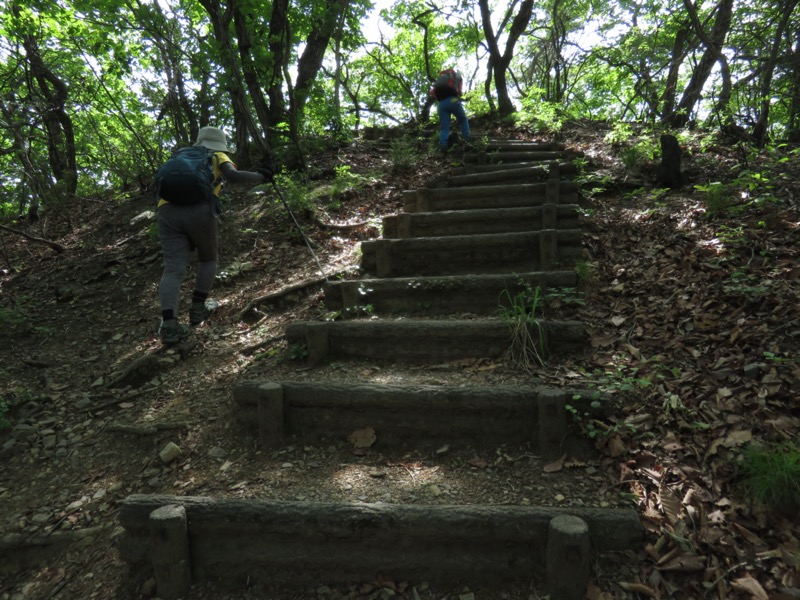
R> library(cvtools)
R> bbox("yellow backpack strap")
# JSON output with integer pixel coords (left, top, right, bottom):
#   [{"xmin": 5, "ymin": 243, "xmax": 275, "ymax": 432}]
[{"xmin": 211, "ymin": 152, "xmax": 223, "ymax": 191}]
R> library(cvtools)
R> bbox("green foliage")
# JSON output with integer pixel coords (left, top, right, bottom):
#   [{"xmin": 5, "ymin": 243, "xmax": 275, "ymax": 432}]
[
  {"xmin": 390, "ymin": 137, "xmax": 421, "ymax": 172},
  {"xmin": 497, "ymin": 284, "xmax": 546, "ymax": 370},
  {"xmin": 518, "ymin": 97, "xmax": 564, "ymax": 133},
  {"xmin": 694, "ymin": 182, "xmax": 732, "ymax": 216},
  {"xmin": 739, "ymin": 442, "xmax": 800, "ymax": 513},
  {"xmin": 0, "ymin": 306, "xmax": 26, "ymax": 327},
  {"xmin": 285, "ymin": 342, "xmax": 309, "ymax": 361},
  {"xmin": 542, "ymin": 287, "xmax": 585, "ymax": 308},
  {"xmin": 604, "ymin": 122, "xmax": 635, "ymax": 145},
  {"xmin": 272, "ymin": 173, "xmax": 315, "ymax": 215},
  {"xmin": 0, "ymin": 395, "xmax": 9, "ymax": 431},
  {"xmin": 724, "ymin": 270, "xmax": 769, "ymax": 295}
]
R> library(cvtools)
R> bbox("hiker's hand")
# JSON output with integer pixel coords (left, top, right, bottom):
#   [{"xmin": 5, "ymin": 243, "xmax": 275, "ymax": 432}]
[{"xmin": 257, "ymin": 166, "xmax": 274, "ymax": 182}]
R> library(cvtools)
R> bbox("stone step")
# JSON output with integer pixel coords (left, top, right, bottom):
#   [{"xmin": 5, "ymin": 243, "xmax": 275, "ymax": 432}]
[
  {"xmin": 382, "ymin": 205, "xmax": 580, "ymax": 239},
  {"xmin": 323, "ymin": 270, "xmax": 578, "ymax": 316},
  {"xmin": 403, "ymin": 181, "xmax": 579, "ymax": 212},
  {"xmin": 119, "ymin": 494, "xmax": 642, "ymax": 593},
  {"xmin": 232, "ymin": 380, "xmax": 601, "ymax": 449},
  {"xmin": 284, "ymin": 318, "xmax": 586, "ymax": 365},
  {"xmin": 359, "ymin": 230, "xmax": 582, "ymax": 277}
]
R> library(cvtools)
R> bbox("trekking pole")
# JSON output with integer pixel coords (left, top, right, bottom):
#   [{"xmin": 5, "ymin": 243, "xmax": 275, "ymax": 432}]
[{"xmin": 270, "ymin": 179, "xmax": 328, "ymax": 281}]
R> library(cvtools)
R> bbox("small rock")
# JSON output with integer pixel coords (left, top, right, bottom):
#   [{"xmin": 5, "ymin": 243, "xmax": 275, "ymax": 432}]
[
  {"xmin": 159, "ymin": 442, "xmax": 182, "ymax": 464},
  {"xmin": 207, "ymin": 447, "xmax": 227, "ymax": 459},
  {"xmin": 281, "ymin": 462, "xmax": 293, "ymax": 468},
  {"xmin": 219, "ymin": 460, "xmax": 233, "ymax": 472},
  {"xmin": 428, "ymin": 484, "xmax": 442, "ymax": 497},
  {"xmin": 554, "ymin": 493, "xmax": 566, "ymax": 503},
  {"xmin": 380, "ymin": 588, "xmax": 397, "ymax": 599},
  {"xmin": 743, "ymin": 363, "xmax": 762, "ymax": 378},
  {"xmin": 30, "ymin": 513, "xmax": 50, "ymax": 525},
  {"xmin": 435, "ymin": 444, "xmax": 450, "ymax": 455},
  {"xmin": 459, "ymin": 594, "xmax": 475, "ymax": 600},
  {"xmin": 130, "ymin": 210, "xmax": 156, "ymax": 226}
]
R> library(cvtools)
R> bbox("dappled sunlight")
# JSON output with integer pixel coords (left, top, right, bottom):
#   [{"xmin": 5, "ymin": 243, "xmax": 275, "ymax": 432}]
[{"xmin": 331, "ymin": 462, "xmax": 444, "ymax": 502}]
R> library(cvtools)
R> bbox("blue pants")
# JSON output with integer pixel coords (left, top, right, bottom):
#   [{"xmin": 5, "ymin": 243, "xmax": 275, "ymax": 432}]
[{"xmin": 437, "ymin": 96, "xmax": 470, "ymax": 150}]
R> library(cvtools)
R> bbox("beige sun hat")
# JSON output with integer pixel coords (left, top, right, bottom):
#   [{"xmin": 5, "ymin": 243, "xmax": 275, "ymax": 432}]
[{"xmin": 194, "ymin": 126, "xmax": 231, "ymax": 152}]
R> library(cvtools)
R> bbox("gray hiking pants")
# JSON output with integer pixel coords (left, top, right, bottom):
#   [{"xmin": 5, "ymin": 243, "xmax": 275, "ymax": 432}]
[{"xmin": 158, "ymin": 201, "xmax": 219, "ymax": 317}]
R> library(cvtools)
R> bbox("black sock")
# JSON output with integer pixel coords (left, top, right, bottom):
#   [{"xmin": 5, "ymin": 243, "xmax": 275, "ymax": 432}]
[
  {"xmin": 191, "ymin": 290, "xmax": 208, "ymax": 305},
  {"xmin": 162, "ymin": 309, "xmax": 175, "ymax": 321}
]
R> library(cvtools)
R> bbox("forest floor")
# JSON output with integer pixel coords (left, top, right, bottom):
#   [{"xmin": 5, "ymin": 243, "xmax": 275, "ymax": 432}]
[{"xmin": 0, "ymin": 120, "xmax": 798, "ymax": 600}]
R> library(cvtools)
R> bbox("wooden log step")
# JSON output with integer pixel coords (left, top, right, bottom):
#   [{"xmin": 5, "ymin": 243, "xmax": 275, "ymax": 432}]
[
  {"xmin": 119, "ymin": 494, "xmax": 642, "ymax": 588},
  {"xmin": 481, "ymin": 140, "xmax": 566, "ymax": 152},
  {"xmin": 323, "ymin": 271, "xmax": 578, "ymax": 316},
  {"xmin": 359, "ymin": 230, "xmax": 582, "ymax": 277},
  {"xmin": 232, "ymin": 381, "xmax": 602, "ymax": 449},
  {"xmin": 465, "ymin": 150, "xmax": 566, "ymax": 164},
  {"xmin": 402, "ymin": 182, "xmax": 579, "ymax": 212},
  {"xmin": 382, "ymin": 205, "xmax": 580, "ymax": 239},
  {"xmin": 284, "ymin": 318, "xmax": 586, "ymax": 364},
  {"xmin": 429, "ymin": 162, "xmax": 579, "ymax": 188}
]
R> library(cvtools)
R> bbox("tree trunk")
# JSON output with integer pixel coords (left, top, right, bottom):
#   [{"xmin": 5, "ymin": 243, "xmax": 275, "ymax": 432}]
[
  {"xmin": 664, "ymin": 0, "xmax": 734, "ymax": 129},
  {"xmin": 289, "ymin": 0, "xmax": 353, "ymax": 137},
  {"xmin": 198, "ymin": 0, "xmax": 264, "ymax": 165},
  {"xmin": 478, "ymin": 0, "xmax": 534, "ymax": 117},
  {"xmin": 751, "ymin": 0, "xmax": 799, "ymax": 144},
  {"xmin": 232, "ymin": 1, "xmax": 274, "ymax": 157},
  {"xmin": 660, "ymin": 22, "xmax": 694, "ymax": 122},
  {"xmin": 267, "ymin": 0, "xmax": 290, "ymax": 129},
  {"xmin": 13, "ymin": 3, "xmax": 77, "ymax": 197}
]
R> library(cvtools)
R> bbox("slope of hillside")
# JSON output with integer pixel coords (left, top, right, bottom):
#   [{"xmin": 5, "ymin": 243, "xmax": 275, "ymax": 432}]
[{"xmin": 1, "ymin": 121, "xmax": 798, "ymax": 600}]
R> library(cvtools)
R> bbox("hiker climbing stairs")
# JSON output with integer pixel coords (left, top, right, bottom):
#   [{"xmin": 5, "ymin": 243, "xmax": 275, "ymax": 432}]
[{"xmin": 118, "ymin": 135, "xmax": 643, "ymax": 600}]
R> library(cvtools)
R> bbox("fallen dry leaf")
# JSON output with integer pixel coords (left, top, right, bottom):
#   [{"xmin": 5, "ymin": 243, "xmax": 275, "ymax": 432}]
[
  {"xmin": 348, "ymin": 427, "xmax": 377, "ymax": 449},
  {"xmin": 607, "ymin": 434, "xmax": 627, "ymax": 457},
  {"xmin": 543, "ymin": 453, "xmax": 567, "ymax": 473},
  {"xmin": 657, "ymin": 553, "xmax": 706, "ymax": 571},
  {"xmin": 730, "ymin": 575, "xmax": 768, "ymax": 599},
  {"xmin": 618, "ymin": 581, "xmax": 660, "ymax": 598}
]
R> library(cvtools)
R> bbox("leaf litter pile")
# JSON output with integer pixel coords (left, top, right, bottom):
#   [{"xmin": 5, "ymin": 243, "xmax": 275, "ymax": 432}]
[{"xmin": 0, "ymin": 123, "xmax": 799, "ymax": 600}]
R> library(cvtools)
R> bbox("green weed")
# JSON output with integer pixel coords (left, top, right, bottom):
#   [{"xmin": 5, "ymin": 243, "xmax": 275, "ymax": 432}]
[
  {"xmin": 0, "ymin": 396, "xmax": 9, "ymax": 430},
  {"xmin": 497, "ymin": 285, "xmax": 546, "ymax": 370},
  {"xmin": 390, "ymin": 138, "xmax": 419, "ymax": 172},
  {"xmin": 739, "ymin": 442, "xmax": 800, "ymax": 513},
  {"xmin": 695, "ymin": 181, "xmax": 732, "ymax": 215}
]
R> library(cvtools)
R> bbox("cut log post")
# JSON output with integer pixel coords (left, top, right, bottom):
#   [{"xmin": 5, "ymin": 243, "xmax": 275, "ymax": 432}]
[
  {"xmin": 539, "ymin": 230, "xmax": 558, "ymax": 269},
  {"xmin": 258, "ymin": 382, "xmax": 285, "ymax": 447},
  {"xmin": 538, "ymin": 389, "xmax": 567, "ymax": 457},
  {"xmin": 304, "ymin": 323, "xmax": 330, "ymax": 365},
  {"xmin": 545, "ymin": 178, "xmax": 560, "ymax": 204},
  {"xmin": 150, "ymin": 504, "xmax": 191, "ymax": 600},
  {"xmin": 546, "ymin": 515, "xmax": 591, "ymax": 600},
  {"xmin": 542, "ymin": 203, "xmax": 557, "ymax": 229},
  {"xmin": 657, "ymin": 134, "xmax": 684, "ymax": 188}
]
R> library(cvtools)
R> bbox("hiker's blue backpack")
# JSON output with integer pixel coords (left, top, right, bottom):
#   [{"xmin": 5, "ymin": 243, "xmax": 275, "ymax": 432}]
[{"xmin": 154, "ymin": 146, "xmax": 217, "ymax": 205}]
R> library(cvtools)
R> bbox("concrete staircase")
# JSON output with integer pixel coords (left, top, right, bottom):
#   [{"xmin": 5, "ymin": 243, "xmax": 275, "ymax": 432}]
[{"xmin": 119, "ymin": 137, "xmax": 642, "ymax": 599}]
